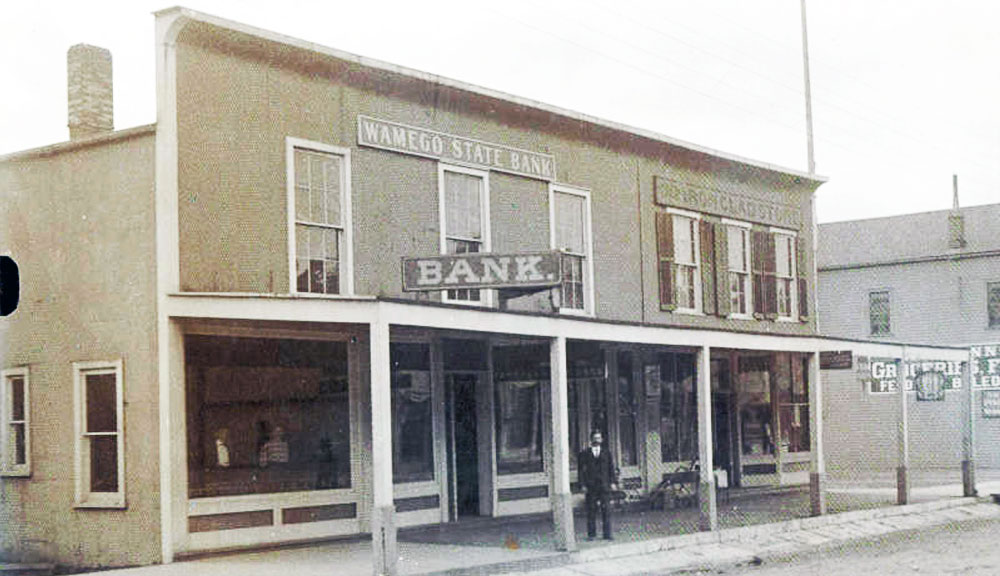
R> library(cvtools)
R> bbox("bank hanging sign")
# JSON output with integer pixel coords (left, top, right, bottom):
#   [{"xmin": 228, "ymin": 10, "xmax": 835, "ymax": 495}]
[
  {"xmin": 402, "ymin": 251, "xmax": 563, "ymax": 292},
  {"xmin": 860, "ymin": 357, "xmax": 963, "ymax": 395},
  {"xmin": 358, "ymin": 116, "xmax": 556, "ymax": 181}
]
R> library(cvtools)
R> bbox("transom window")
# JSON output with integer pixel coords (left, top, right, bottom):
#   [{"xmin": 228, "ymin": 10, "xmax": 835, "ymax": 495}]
[
  {"xmin": 74, "ymin": 360, "xmax": 125, "ymax": 508},
  {"xmin": 2, "ymin": 368, "xmax": 30, "ymax": 476},
  {"xmin": 440, "ymin": 165, "xmax": 490, "ymax": 305},
  {"xmin": 774, "ymin": 233, "xmax": 796, "ymax": 318},
  {"xmin": 551, "ymin": 186, "xmax": 592, "ymax": 314},
  {"xmin": 726, "ymin": 223, "xmax": 752, "ymax": 316},
  {"xmin": 288, "ymin": 139, "xmax": 352, "ymax": 296}
]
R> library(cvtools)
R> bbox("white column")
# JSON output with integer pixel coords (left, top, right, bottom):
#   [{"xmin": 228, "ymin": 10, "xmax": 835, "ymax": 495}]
[
  {"xmin": 696, "ymin": 345, "xmax": 717, "ymax": 531},
  {"xmin": 962, "ymin": 348, "xmax": 977, "ymax": 496},
  {"xmin": 549, "ymin": 336, "xmax": 576, "ymax": 551},
  {"xmin": 896, "ymin": 348, "xmax": 910, "ymax": 505},
  {"xmin": 808, "ymin": 351, "xmax": 825, "ymax": 515},
  {"xmin": 370, "ymin": 314, "xmax": 397, "ymax": 576}
]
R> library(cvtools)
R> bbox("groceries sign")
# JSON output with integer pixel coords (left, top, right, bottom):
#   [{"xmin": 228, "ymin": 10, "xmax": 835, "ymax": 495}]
[
  {"xmin": 402, "ymin": 251, "xmax": 563, "ymax": 292},
  {"xmin": 862, "ymin": 357, "xmax": 963, "ymax": 395},
  {"xmin": 358, "ymin": 116, "xmax": 556, "ymax": 181}
]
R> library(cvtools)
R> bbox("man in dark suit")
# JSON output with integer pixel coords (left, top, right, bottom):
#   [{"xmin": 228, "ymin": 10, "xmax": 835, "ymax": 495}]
[{"xmin": 578, "ymin": 429, "xmax": 618, "ymax": 540}]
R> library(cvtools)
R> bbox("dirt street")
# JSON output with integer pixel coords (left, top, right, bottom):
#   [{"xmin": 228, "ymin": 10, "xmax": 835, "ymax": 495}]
[{"xmin": 693, "ymin": 517, "xmax": 1000, "ymax": 576}]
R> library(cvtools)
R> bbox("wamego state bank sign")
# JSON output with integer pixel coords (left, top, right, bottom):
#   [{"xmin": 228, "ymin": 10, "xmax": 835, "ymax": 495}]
[{"xmin": 402, "ymin": 251, "xmax": 563, "ymax": 292}]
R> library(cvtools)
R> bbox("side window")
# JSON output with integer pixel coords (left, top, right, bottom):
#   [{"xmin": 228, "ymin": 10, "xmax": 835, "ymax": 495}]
[
  {"xmin": 988, "ymin": 282, "xmax": 1000, "ymax": 329},
  {"xmin": 870, "ymin": 290, "xmax": 891, "ymax": 336},
  {"xmin": 439, "ymin": 165, "xmax": 490, "ymax": 305},
  {"xmin": 1, "ymin": 368, "xmax": 30, "ymax": 476},
  {"xmin": 74, "ymin": 360, "xmax": 125, "ymax": 508},
  {"xmin": 551, "ymin": 186, "xmax": 593, "ymax": 314},
  {"xmin": 288, "ymin": 139, "xmax": 352, "ymax": 296}
]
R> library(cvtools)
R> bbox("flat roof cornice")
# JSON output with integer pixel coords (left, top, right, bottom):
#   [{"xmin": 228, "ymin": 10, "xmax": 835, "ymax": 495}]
[{"xmin": 156, "ymin": 6, "xmax": 827, "ymax": 185}]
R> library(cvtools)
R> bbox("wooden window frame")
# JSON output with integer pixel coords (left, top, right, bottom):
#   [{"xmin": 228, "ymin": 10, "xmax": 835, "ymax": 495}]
[
  {"xmin": 286, "ymin": 137, "xmax": 354, "ymax": 297},
  {"xmin": 1, "ymin": 367, "xmax": 30, "ymax": 477},
  {"xmin": 549, "ymin": 184, "xmax": 594, "ymax": 316},
  {"xmin": 73, "ymin": 360, "xmax": 126, "ymax": 509},
  {"xmin": 439, "ymin": 163, "xmax": 492, "ymax": 307}
]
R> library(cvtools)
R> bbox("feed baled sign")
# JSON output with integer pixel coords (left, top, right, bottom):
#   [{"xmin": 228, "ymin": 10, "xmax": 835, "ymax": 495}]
[{"xmin": 402, "ymin": 251, "xmax": 563, "ymax": 292}]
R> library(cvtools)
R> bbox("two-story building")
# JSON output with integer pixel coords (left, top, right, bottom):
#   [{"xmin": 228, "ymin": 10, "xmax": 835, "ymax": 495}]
[
  {"xmin": 818, "ymin": 201, "xmax": 1000, "ymax": 470},
  {"xmin": 1, "ymin": 7, "xmax": 970, "ymax": 574}
]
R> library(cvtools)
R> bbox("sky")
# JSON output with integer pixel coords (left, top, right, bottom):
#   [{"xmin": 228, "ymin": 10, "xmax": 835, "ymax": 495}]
[{"xmin": 1, "ymin": 0, "xmax": 997, "ymax": 223}]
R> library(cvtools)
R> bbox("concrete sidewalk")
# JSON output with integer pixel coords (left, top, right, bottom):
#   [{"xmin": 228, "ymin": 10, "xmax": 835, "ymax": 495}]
[{"xmin": 500, "ymin": 497, "xmax": 1000, "ymax": 576}]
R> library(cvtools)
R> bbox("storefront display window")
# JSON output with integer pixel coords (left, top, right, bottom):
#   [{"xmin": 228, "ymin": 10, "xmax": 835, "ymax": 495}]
[
  {"xmin": 617, "ymin": 351, "xmax": 639, "ymax": 467},
  {"xmin": 392, "ymin": 343, "xmax": 434, "ymax": 483},
  {"xmin": 494, "ymin": 345, "xmax": 545, "ymax": 475},
  {"xmin": 660, "ymin": 352, "xmax": 697, "ymax": 463},
  {"xmin": 777, "ymin": 354, "xmax": 810, "ymax": 453},
  {"xmin": 739, "ymin": 356, "xmax": 773, "ymax": 456},
  {"xmin": 186, "ymin": 336, "xmax": 351, "ymax": 498}
]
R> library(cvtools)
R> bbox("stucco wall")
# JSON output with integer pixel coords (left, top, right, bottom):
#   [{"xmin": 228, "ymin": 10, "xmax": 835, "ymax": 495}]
[
  {"xmin": 0, "ymin": 132, "xmax": 161, "ymax": 567},
  {"xmin": 174, "ymin": 27, "xmax": 819, "ymax": 336}
]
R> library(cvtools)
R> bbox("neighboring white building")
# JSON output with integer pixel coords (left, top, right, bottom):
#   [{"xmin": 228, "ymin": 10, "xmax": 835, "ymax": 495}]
[{"xmin": 817, "ymin": 202, "xmax": 1000, "ymax": 468}]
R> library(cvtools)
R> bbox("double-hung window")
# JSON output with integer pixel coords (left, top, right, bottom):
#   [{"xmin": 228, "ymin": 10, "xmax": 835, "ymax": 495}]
[
  {"xmin": 550, "ymin": 185, "xmax": 593, "ymax": 314},
  {"xmin": 2, "ymin": 368, "xmax": 29, "ymax": 476},
  {"xmin": 74, "ymin": 360, "xmax": 125, "ymax": 508},
  {"xmin": 870, "ymin": 290, "xmax": 891, "ymax": 336},
  {"xmin": 439, "ymin": 165, "xmax": 490, "ymax": 305},
  {"xmin": 773, "ymin": 231, "xmax": 796, "ymax": 319},
  {"xmin": 288, "ymin": 138, "xmax": 352, "ymax": 296},
  {"xmin": 988, "ymin": 282, "xmax": 1000, "ymax": 329},
  {"xmin": 673, "ymin": 212, "xmax": 700, "ymax": 311},
  {"xmin": 725, "ymin": 221, "xmax": 752, "ymax": 316}
]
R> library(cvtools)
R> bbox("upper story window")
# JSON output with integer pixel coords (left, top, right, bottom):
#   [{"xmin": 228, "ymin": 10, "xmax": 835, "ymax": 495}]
[
  {"xmin": 551, "ymin": 185, "xmax": 593, "ymax": 314},
  {"xmin": 870, "ymin": 290, "xmax": 891, "ymax": 336},
  {"xmin": 287, "ymin": 138, "xmax": 353, "ymax": 296},
  {"xmin": 773, "ymin": 231, "xmax": 797, "ymax": 319},
  {"xmin": 74, "ymin": 360, "xmax": 125, "ymax": 508},
  {"xmin": 439, "ymin": 164, "xmax": 491, "ymax": 305},
  {"xmin": 988, "ymin": 282, "xmax": 1000, "ymax": 329},
  {"xmin": 673, "ymin": 213, "xmax": 700, "ymax": 311},
  {"xmin": 725, "ymin": 221, "xmax": 752, "ymax": 317},
  {"xmin": 2, "ymin": 368, "xmax": 30, "ymax": 477}
]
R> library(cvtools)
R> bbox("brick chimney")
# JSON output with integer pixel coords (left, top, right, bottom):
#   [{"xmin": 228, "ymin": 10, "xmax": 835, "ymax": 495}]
[{"xmin": 67, "ymin": 44, "xmax": 113, "ymax": 139}]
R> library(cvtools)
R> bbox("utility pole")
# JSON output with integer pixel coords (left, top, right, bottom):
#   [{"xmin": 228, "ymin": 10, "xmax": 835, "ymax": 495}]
[{"xmin": 800, "ymin": 0, "xmax": 816, "ymax": 174}]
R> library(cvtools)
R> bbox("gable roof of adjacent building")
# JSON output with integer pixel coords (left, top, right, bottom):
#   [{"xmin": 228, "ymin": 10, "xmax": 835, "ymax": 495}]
[{"xmin": 817, "ymin": 203, "xmax": 1000, "ymax": 270}]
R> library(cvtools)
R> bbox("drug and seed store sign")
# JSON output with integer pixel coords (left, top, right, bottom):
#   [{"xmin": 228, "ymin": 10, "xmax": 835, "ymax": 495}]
[{"xmin": 972, "ymin": 344, "xmax": 1000, "ymax": 389}]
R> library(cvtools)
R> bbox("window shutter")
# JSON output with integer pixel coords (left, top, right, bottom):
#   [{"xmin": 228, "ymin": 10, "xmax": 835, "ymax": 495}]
[
  {"xmin": 656, "ymin": 212, "xmax": 675, "ymax": 311},
  {"xmin": 751, "ymin": 229, "xmax": 767, "ymax": 320},
  {"xmin": 796, "ymin": 236, "xmax": 809, "ymax": 321},
  {"xmin": 763, "ymin": 232, "xmax": 778, "ymax": 320},
  {"xmin": 699, "ymin": 219, "xmax": 716, "ymax": 316},
  {"xmin": 714, "ymin": 222, "xmax": 730, "ymax": 317}
]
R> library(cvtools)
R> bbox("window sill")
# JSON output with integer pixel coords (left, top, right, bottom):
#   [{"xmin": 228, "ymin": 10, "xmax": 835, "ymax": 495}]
[
  {"xmin": 558, "ymin": 307, "xmax": 592, "ymax": 318},
  {"xmin": 673, "ymin": 308, "xmax": 704, "ymax": 316},
  {"xmin": 74, "ymin": 499, "xmax": 126, "ymax": 510},
  {"xmin": 727, "ymin": 313, "xmax": 754, "ymax": 321},
  {"xmin": 0, "ymin": 470, "xmax": 30, "ymax": 478}
]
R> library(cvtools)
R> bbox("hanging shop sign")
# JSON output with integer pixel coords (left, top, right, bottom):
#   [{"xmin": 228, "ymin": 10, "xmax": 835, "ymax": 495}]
[
  {"xmin": 820, "ymin": 350, "xmax": 853, "ymax": 370},
  {"xmin": 860, "ymin": 357, "xmax": 963, "ymax": 395},
  {"xmin": 402, "ymin": 250, "xmax": 562, "ymax": 292},
  {"xmin": 358, "ymin": 115, "xmax": 556, "ymax": 181},
  {"xmin": 971, "ymin": 344, "xmax": 1000, "ymax": 389},
  {"xmin": 982, "ymin": 390, "xmax": 1000, "ymax": 418}
]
